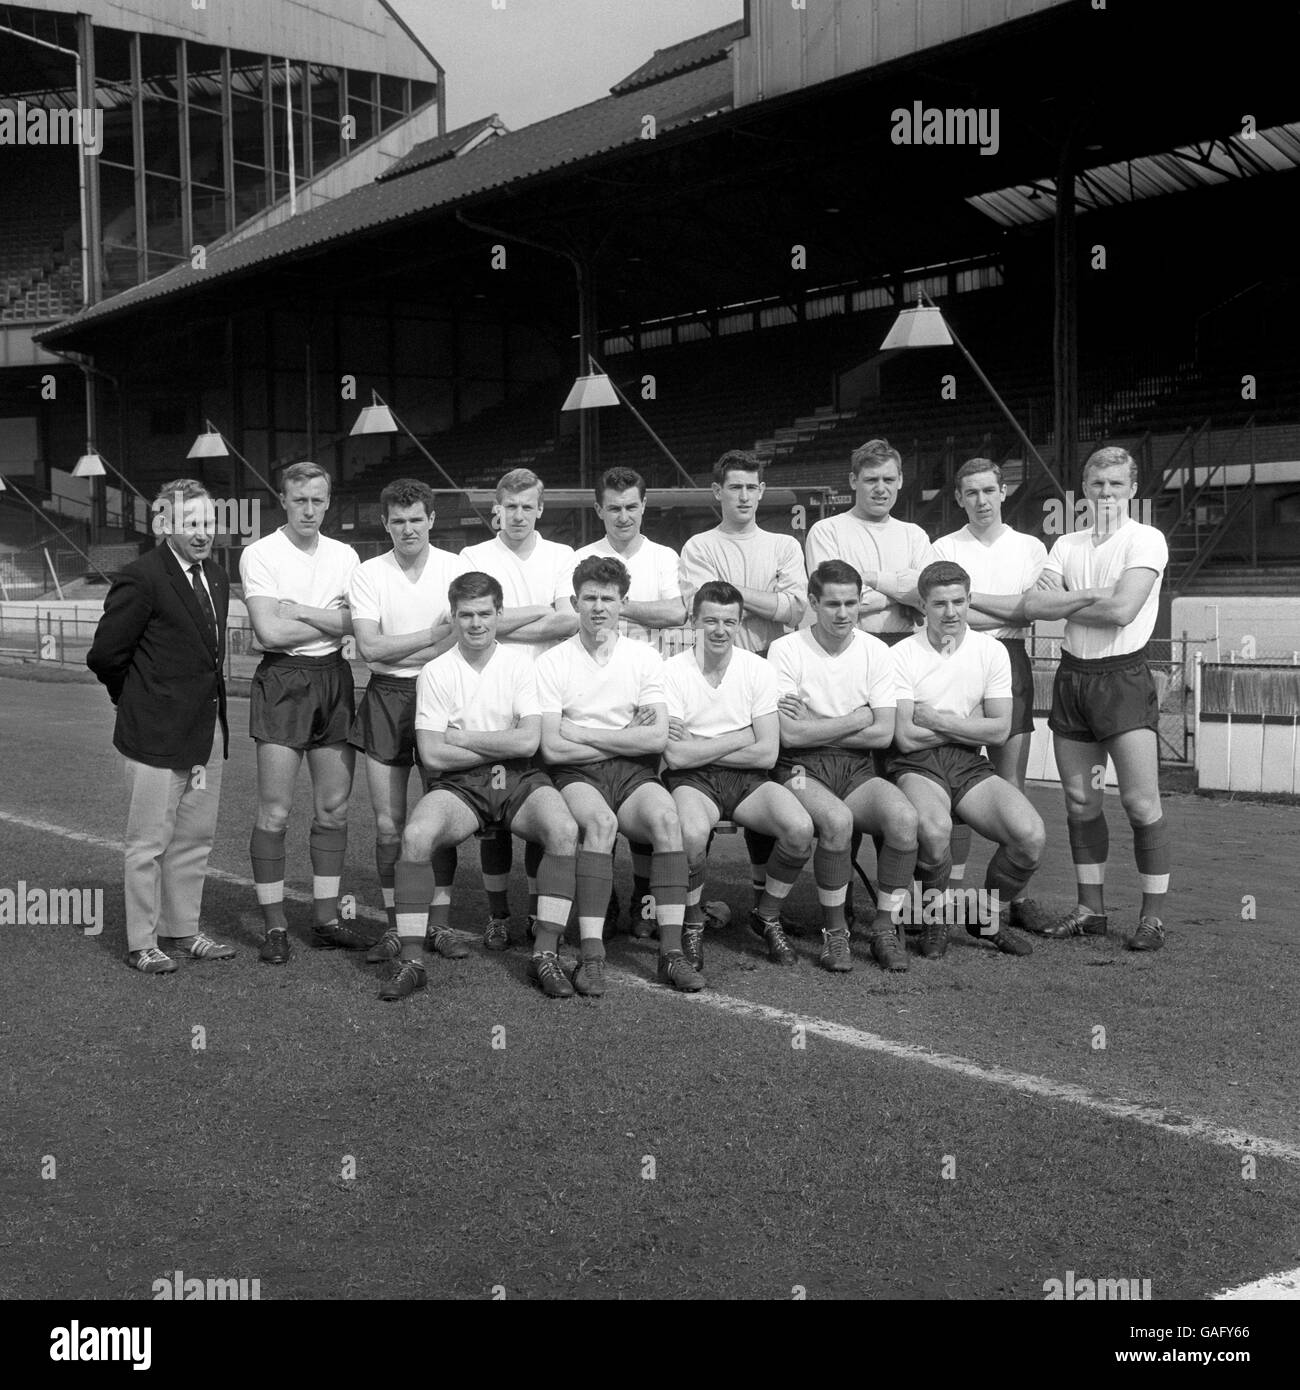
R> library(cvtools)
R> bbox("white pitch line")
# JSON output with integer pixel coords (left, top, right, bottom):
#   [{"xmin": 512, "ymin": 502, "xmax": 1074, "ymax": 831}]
[
  {"xmin": 1216, "ymin": 1267, "xmax": 1300, "ymax": 1299},
  {"xmin": 618, "ymin": 974, "xmax": 1300, "ymax": 1168},
  {"xmin": 8, "ymin": 806, "xmax": 1300, "ymax": 1174}
]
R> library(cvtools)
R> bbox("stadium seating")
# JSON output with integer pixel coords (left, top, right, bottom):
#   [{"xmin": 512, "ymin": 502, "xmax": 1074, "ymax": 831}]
[{"xmin": 0, "ymin": 150, "xmax": 83, "ymax": 323}]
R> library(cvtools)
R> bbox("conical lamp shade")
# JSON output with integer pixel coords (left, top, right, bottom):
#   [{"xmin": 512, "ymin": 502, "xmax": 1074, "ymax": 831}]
[
  {"xmin": 561, "ymin": 372, "xmax": 619, "ymax": 411},
  {"xmin": 188, "ymin": 428, "xmax": 228, "ymax": 459},
  {"xmin": 351, "ymin": 403, "xmax": 399, "ymax": 435},
  {"xmin": 880, "ymin": 303, "xmax": 954, "ymax": 350},
  {"xmin": 73, "ymin": 450, "xmax": 107, "ymax": 477}
]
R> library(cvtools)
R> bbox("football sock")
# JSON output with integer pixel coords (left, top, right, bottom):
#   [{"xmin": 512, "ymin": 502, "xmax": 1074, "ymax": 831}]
[
  {"xmin": 650, "ymin": 849, "xmax": 688, "ymax": 955},
  {"xmin": 575, "ymin": 848, "xmax": 613, "ymax": 960},
  {"xmin": 1068, "ymin": 812, "xmax": 1109, "ymax": 915},
  {"xmin": 756, "ymin": 843, "xmax": 808, "ymax": 920},
  {"xmin": 375, "ymin": 839, "xmax": 399, "ymax": 929},
  {"xmin": 394, "ymin": 861, "xmax": 434, "ymax": 962},
  {"xmin": 814, "ymin": 843, "xmax": 852, "ymax": 932},
  {"xmin": 1133, "ymin": 815, "xmax": 1170, "ymax": 919},
  {"xmin": 250, "ymin": 827, "xmax": 288, "ymax": 933}
]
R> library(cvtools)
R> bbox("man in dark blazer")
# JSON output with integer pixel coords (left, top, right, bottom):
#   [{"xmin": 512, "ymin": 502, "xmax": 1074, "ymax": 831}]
[{"xmin": 88, "ymin": 477, "xmax": 235, "ymax": 973}]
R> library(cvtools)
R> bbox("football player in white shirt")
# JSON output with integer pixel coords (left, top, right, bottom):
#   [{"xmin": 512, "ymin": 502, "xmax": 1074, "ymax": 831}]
[
  {"xmin": 536, "ymin": 556, "xmax": 702, "ymax": 995},
  {"xmin": 240, "ymin": 462, "xmax": 363, "ymax": 965},
  {"xmin": 383, "ymin": 571, "xmax": 581, "ymax": 1001},
  {"xmin": 461, "ymin": 469, "xmax": 580, "ymax": 944},
  {"xmin": 933, "ymin": 458, "xmax": 1049, "ymax": 913},
  {"xmin": 889, "ymin": 561, "xmax": 1045, "ymax": 959},
  {"xmin": 573, "ymin": 467, "xmax": 690, "ymax": 937},
  {"xmin": 347, "ymin": 479, "xmax": 467, "ymax": 967},
  {"xmin": 804, "ymin": 438, "xmax": 935, "ymax": 643},
  {"xmin": 662, "ymin": 581, "xmax": 814, "ymax": 971},
  {"xmin": 768, "ymin": 560, "xmax": 920, "ymax": 974},
  {"xmin": 1024, "ymin": 446, "xmax": 1171, "ymax": 953},
  {"xmin": 679, "ymin": 450, "xmax": 809, "ymax": 921}
]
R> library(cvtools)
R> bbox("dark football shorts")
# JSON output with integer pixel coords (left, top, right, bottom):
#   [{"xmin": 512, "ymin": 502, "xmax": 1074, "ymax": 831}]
[
  {"xmin": 1049, "ymin": 646, "xmax": 1159, "ymax": 743},
  {"xmin": 250, "ymin": 651, "xmax": 354, "ymax": 750},
  {"xmin": 551, "ymin": 753, "xmax": 661, "ymax": 812},
  {"xmin": 422, "ymin": 758, "xmax": 551, "ymax": 831},
  {"xmin": 999, "ymin": 637, "xmax": 1036, "ymax": 737},
  {"xmin": 348, "ymin": 672, "xmax": 418, "ymax": 766},
  {"xmin": 887, "ymin": 743, "xmax": 998, "ymax": 810},
  {"xmin": 663, "ymin": 765, "xmax": 770, "ymax": 820},
  {"xmin": 774, "ymin": 746, "xmax": 876, "ymax": 801}
]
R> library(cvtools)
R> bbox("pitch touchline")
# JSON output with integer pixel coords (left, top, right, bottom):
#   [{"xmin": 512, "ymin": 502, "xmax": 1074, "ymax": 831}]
[{"xmin": 6, "ymin": 805, "xmax": 1300, "ymax": 1172}]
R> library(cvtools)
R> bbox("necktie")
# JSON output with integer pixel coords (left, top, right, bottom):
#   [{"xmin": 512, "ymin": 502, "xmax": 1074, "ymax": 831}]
[{"xmin": 189, "ymin": 563, "xmax": 218, "ymax": 646}]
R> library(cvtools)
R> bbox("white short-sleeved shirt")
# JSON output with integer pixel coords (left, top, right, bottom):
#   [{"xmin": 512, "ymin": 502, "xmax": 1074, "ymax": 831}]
[
  {"xmin": 415, "ymin": 643, "xmax": 540, "ymax": 735},
  {"xmin": 239, "ymin": 528, "xmax": 359, "ymax": 657},
  {"xmin": 804, "ymin": 512, "xmax": 935, "ymax": 636},
  {"xmin": 932, "ymin": 525, "xmax": 1048, "ymax": 641},
  {"xmin": 347, "ymin": 546, "xmax": 469, "ymax": 676},
  {"xmin": 891, "ymin": 628, "xmax": 1012, "ymax": 721},
  {"xmin": 534, "ymin": 633, "xmax": 667, "ymax": 736},
  {"xmin": 767, "ymin": 628, "xmax": 898, "ymax": 723},
  {"xmin": 1042, "ymin": 521, "xmax": 1168, "ymax": 659},
  {"xmin": 663, "ymin": 647, "xmax": 779, "ymax": 739},
  {"xmin": 572, "ymin": 534, "xmax": 686, "ymax": 650},
  {"xmin": 678, "ymin": 526, "xmax": 807, "ymax": 655},
  {"xmin": 460, "ymin": 533, "xmax": 576, "ymax": 662}
]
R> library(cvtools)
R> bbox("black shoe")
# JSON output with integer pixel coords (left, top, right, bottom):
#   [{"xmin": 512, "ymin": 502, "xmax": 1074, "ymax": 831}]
[
  {"xmin": 1129, "ymin": 916, "xmax": 1166, "ymax": 952},
  {"xmin": 1041, "ymin": 905, "xmax": 1108, "ymax": 940},
  {"xmin": 820, "ymin": 927, "xmax": 853, "ymax": 973},
  {"xmin": 751, "ymin": 911, "xmax": 797, "ymax": 966},
  {"xmin": 425, "ymin": 926, "xmax": 470, "ymax": 960},
  {"xmin": 379, "ymin": 959, "xmax": 427, "ymax": 1001},
  {"xmin": 573, "ymin": 956, "xmax": 607, "ymax": 997},
  {"xmin": 312, "ymin": 918, "xmax": 371, "ymax": 950},
  {"xmin": 658, "ymin": 950, "xmax": 705, "ymax": 992},
  {"xmin": 365, "ymin": 927, "xmax": 401, "ymax": 964},
  {"xmin": 682, "ymin": 923, "xmax": 705, "ymax": 973},
  {"xmin": 483, "ymin": 917, "xmax": 511, "ymax": 952},
  {"xmin": 920, "ymin": 916, "xmax": 950, "ymax": 960},
  {"xmin": 528, "ymin": 951, "xmax": 574, "ymax": 999},
  {"xmin": 259, "ymin": 928, "xmax": 292, "ymax": 965},
  {"xmin": 1008, "ymin": 899, "xmax": 1053, "ymax": 936},
  {"xmin": 868, "ymin": 923, "xmax": 909, "ymax": 972},
  {"xmin": 987, "ymin": 924, "xmax": 1033, "ymax": 956}
]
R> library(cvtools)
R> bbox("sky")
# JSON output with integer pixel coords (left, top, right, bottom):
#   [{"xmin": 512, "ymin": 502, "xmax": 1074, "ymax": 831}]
[{"xmin": 392, "ymin": 0, "xmax": 743, "ymax": 131}]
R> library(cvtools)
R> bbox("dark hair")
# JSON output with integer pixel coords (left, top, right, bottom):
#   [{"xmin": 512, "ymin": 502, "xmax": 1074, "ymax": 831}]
[
  {"xmin": 448, "ymin": 570, "xmax": 503, "ymax": 612},
  {"xmin": 849, "ymin": 439, "xmax": 902, "ymax": 479},
  {"xmin": 573, "ymin": 555, "xmax": 630, "ymax": 598},
  {"xmin": 808, "ymin": 559, "xmax": 864, "ymax": 601},
  {"xmin": 917, "ymin": 560, "xmax": 971, "ymax": 600},
  {"xmin": 692, "ymin": 579, "xmax": 744, "ymax": 618},
  {"xmin": 954, "ymin": 457, "xmax": 1003, "ymax": 488},
  {"xmin": 596, "ymin": 467, "xmax": 646, "ymax": 503},
  {"xmin": 379, "ymin": 477, "xmax": 436, "ymax": 520},
  {"xmin": 712, "ymin": 449, "xmax": 763, "ymax": 486}
]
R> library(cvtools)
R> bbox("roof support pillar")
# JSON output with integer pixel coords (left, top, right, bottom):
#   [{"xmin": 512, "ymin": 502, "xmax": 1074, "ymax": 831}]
[{"xmin": 1053, "ymin": 127, "xmax": 1080, "ymax": 487}]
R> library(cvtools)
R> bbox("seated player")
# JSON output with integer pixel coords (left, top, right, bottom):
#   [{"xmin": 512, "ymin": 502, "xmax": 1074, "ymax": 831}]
[
  {"xmin": 888, "ymin": 561, "xmax": 1045, "ymax": 959},
  {"xmin": 661, "ymin": 581, "xmax": 814, "ymax": 969},
  {"xmin": 767, "ymin": 560, "xmax": 920, "ymax": 974},
  {"xmin": 535, "ymin": 556, "xmax": 702, "ymax": 995},
  {"xmin": 385, "ymin": 572, "xmax": 580, "ymax": 1001}
]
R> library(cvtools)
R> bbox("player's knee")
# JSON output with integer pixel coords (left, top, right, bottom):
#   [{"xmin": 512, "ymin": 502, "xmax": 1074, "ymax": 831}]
[
  {"xmin": 582, "ymin": 810, "xmax": 618, "ymax": 854},
  {"xmin": 819, "ymin": 804, "xmax": 854, "ymax": 849},
  {"xmin": 1119, "ymin": 788, "xmax": 1160, "ymax": 826},
  {"xmin": 256, "ymin": 805, "xmax": 291, "ymax": 834},
  {"xmin": 781, "ymin": 810, "xmax": 815, "ymax": 856},
  {"xmin": 400, "ymin": 824, "xmax": 433, "ymax": 862},
  {"xmin": 647, "ymin": 804, "xmax": 682, "ymax": 850},
  {"xmin": 1018, "ymin": 813, "xmax": 1047, "ymax": 864},
  {"xmin": 314, "ymin": 796, "xmax": 349, "ymax": 828},
  {"xmin": 543, "ymin": 815, "xmax": 579, "ymax": 857},
  {"xmin": 918, "ymin": 815, "xmax": 951, "ymax": 858},
  {"xmin": 374, "ymin": 814, "xmax": 403, "ymax": 843},
  {"xmin": 883, "ymin": 801, "xmax": 919, "ymax": 850}
]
